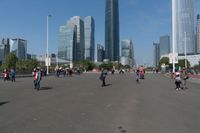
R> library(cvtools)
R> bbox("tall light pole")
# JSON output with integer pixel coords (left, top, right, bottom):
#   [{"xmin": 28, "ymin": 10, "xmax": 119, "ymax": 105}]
[
  {"xmin": 46, "ymin": 14, "xmax": 52, "ymax": 75},
  {"xmin": 184, "ymin": 32, "xmax": 187, "ymax": 68},
  {"xmin": 172, "ymin": 0, "xmax": 176, "ymax": 73}
]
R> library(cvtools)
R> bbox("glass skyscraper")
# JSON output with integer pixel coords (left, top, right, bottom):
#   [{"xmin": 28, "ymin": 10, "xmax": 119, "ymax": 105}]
[
  {"xmin": 10, "ymin": 38, "xmax": 27, "ymax": 60},
  {"xmin": 84, "ymin": 16, "xmax": 95, "ymax": 61},
  {"xmin": 58, "ymin": 16, "xmax": 84, "ymax": 62},
  {"xmin": 160, "ymin": 35, "xmax": 170, "ymax": 57},
  {"xmin": 121, "ymin": 40, "xmax": 134, "ymax": 66},
  {"xmin": 97, "ymin": 44, "xmax": 105, "ymax": 62},
  {"xmin": 196, "ymin": 14, "xmax": 200, "ymax": 54},
  {"xmin": 105, "ymin": 0, "xmax": 119, "ymax": 61},
  {"xmin": 68, "ymin": 16, "xmax": 85, "ymax": 61},
  {"xmin": 58, "ymin": 23, "xmax": 77, "ymax": 62},
  {"xmin": 172, "ymin": 0, "xmax": 195, "ymax": 55},
  {"xmin": 153, "ymin": 43, "xmax": 160, "ymax": 67}
]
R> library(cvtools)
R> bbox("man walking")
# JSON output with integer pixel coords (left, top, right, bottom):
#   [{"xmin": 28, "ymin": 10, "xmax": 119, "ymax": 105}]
[{"xmin": 100, "ymin": 69, "xmax": 108, "ymax": 87}]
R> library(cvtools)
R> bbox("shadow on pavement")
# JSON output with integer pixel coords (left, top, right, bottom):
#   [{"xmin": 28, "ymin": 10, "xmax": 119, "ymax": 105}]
[
  {"xmin": 40, "ymin": 87, "xmax": 53, "ymax": 91},
  {"xmin": 0, "ymin": 101, "xmax": 10, "ymax": 106},
  {"xmin": 105, "ymin": 84, "xmax": 112, "ymax": 87}
]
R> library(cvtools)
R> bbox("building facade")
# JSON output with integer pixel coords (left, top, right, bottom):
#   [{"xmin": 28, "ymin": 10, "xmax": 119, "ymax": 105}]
[
  {"xmin": 105, "ymin": 0, "xmax": 120, "ymax": 61},
  {"xmin": 58, "ymin": 23, "xmax": 77, "ymax": 62},
  {"xmin": 0, "ymin": 38, "xmax": 10, "ymax": 63},
  {"xmin": 97, "ymin": 44, "xmax": 105, "ymax": 62},
  {"xmin": 84, "ymin": 16, "xmax": 95, "ymax": 61},
  {"xmin": 160, "ymin": 35, "xmax": 170, "ymax": 57},
  {"xmin": 69, "ymin": 16, "xmax": 85, "ymax": 61},
  {"xmin": 153, "ymin": 43, "xmax": 160, "ymax": 67},
  {"xmin": 196, "ymin": 14, "xmax": 200, "ymax": 54},
  {"xmin": 172, "ymin": 0, "xmax": 195, "ymax": 55},
  {"xmin": 10, "ymin": 38, "xmax": 27, "ymax": 60},
  {"xmin": 120, "ymin": 40, "xmax": 134, "ymax": 67}
]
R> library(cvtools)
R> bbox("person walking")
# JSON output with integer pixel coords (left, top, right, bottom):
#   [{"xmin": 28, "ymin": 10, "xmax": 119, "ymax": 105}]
[
  {"xmin": 33, "ymin": 68, "xmax": 42, "ymax": 91},
  {"xmin": 175, "ymin": 72, "xmax": 182, "ymax": 91},
  {"xmin": 100, "ymin": 69, "xmax": 108, "ymax": 87},
  {"xmin": 10, "ymin": 68, "xmax": 16, "ymax": 82},
  {"xmin": 181, "ymin": 67, "xmax": 189, "ymax": 89},
  {"xmin": 136, "ymin": 69, "xmax": 140, "ymax": 83}
]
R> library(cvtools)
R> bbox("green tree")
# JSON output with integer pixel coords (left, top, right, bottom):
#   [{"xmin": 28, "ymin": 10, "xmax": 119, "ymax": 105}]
[
  {"xmin": 16, "ymin": 59, "xmax": 38, "ymax": 73},
  {"xmin": 99, "ymin": 63, "xmax": 113, "ymax": 70},
  {"xmin": 4, "ymin": 53, "xmax": 18, "ymax": 69},
  {"xmin": 73, "ymin": 60, "xmax": 96, "ymax": 71},
  {"xmin": 159, "ymin": 57, "xmax": 169, "ymax": 68},
  {"xmin": 178, "ymin": 59, "xmax": 190, "ymax": 68}
]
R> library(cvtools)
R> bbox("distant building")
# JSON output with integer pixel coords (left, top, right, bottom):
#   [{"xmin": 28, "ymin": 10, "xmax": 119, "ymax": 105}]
[
  {"xmin": 120, "ymin": 40, "xmax": 134, "ymax": 67},
  {"xmin": 69, "ymin": 16, "xmax": 85, "ymax": 61},
  {"xmin": 105, "ymin": 0, "xmax": 120, "ymax": 61},
  {"xmin": 58, "ymin": 16, "xmax": 84, "ymax": 62},
  {"xmin": 84, "ymin": 16, "xmax": 95, "ymax": 61},
  {"xmin": 153, "ymin": 43, "xmax": 160, "ymax": 67},
  {"xmin": 97, "ymin": 44, "xmax": 105, "ymax": 62},
  {"xmin": 160, "ymin": 35, "xmax": 170, "ymax": 57},
  {"xmin": 196, "ymin": 14, "xmax": 200, "ymax": 54},
  {"xmin": 10, "ymin": 38, "xmax": 27, "ymax": 60},
  {"xmin": 27, "ymin": 53, "xmax": 31, "ymax": 59},
  {"xmin": 58, "ymin": 23, "xmax": 77, "ymax": 62},
  {"xmin": 172, "ymin": 0, "xmax": 195, "ymax": 55},
  {"xmin": 0, "ymin": 38, "xmax": 10, "ymax": 63}
]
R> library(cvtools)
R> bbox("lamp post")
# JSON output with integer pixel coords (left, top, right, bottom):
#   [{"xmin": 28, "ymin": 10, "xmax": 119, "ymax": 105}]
[
  {"xmin": 184, "ymin": 32, "xmax": 187, "ymax": 68},
  {"xmin": 46, "ymin": 14, "xmax": 52, "ymax": 75}
]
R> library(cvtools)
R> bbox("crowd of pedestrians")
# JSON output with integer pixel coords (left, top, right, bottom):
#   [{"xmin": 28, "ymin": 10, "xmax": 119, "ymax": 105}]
[{"xmin": 2, "ymin": 68, "xmax": 16, "ymax": 82}]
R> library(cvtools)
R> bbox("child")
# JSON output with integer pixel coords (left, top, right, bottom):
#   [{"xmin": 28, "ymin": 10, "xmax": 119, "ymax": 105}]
[{"xmin": 175, "ymin": 72, "xmax": 181, "ymax": 91}]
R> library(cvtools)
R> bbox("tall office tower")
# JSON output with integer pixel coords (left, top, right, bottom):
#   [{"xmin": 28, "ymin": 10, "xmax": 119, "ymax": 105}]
[
  {"xmin": 10, "ymin": 38, "xmax": 27, "ymax": 60},
  {"xmin": 69, "ymin": 16, "xmax": 85, "ymax": 61},
  {"xmin": 58, "ymin": 16, "xmax": 84, "ymax": 62},
  {"xmin": 196, "ymin": 14, "xmax": 200, "ymax": 54},
  {"xmin": 97, "ymin": 44, "xmax": 105, "ymax": 62},
  {"xmin": 105, "ymin": 0, "xmax": 120, "ymax": 61},
  {"xmin": 172, "ymin": 0, "xmax": 195, "ymax": 55},
  {"xmin": 0, "ymin": 38, "xmax": 10, "ymax": 63},
  {"xmin": 160, "ymin": 35, "xmax": 170, "ymax": 57},
  {"xmin": 58, "ymin": 23, "xmax": 77, "ymax": 62},
  {"xmin": 121, "ymin": 40, "xmax": 134, "ymax": 66},
  {"xmin": 153, "ymin": 43, "xmax": 160, "ymax": 67},
  {"xmin": 84, "ymin": 16, "xmax": 95, "ymax": 61}
]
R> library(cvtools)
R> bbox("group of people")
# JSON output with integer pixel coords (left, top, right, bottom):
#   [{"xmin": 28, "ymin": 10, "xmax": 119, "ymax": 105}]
[
  {"xmin": 174, "ymin": 68, "xmax": 189, "ymax": 91},
  {"xmin": 2, "ymin": 68, "xmax": 16, "ymax": 82}
]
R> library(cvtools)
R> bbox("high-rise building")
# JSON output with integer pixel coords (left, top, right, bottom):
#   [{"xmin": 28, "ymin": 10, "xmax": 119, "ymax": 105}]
[
  {"xmin": 58, "ymin": 22, "xmax": 77, "ymax": 62},
  {"xmin": 69, "ymin": 16, "xmax": 85, "ymax": 61},
  {"xmin": 160, "ymin": 35, "xmax": 170, "ymax": 57},
  {"xmin": 84, "ymin": 16, "xmax": 95, "ymax": 61},
  {"xmin": 196, "ymin": 14, "xmax": 200, "ymax": 54},
  {"xmin": 172, "ymin": 0, "xmax": 195, "ymax": 55},
  {"xmin": 0, "ymin": 38, "xmax": 10, "ymax": 63},
  {"xmin": 153, "ymin": 43, "xmax": 160, "ymax": 67},
  {"xmin": 10, "ymin": 38, "xmax": 27, "ymax": 60},
  {"xmin": 97, "ymin": 44, "xmax": 105, "ymax": 62},
  {"xmin": 105, "ymin": 0, "xmax": 120, "ymax": 61},
  {"xmin": 58, "ymin": 16, "xmax": 85, "ymax": 62},
  {"xmin": 120, "ymin": 40, "xmax": 134, "ymax": 66}
]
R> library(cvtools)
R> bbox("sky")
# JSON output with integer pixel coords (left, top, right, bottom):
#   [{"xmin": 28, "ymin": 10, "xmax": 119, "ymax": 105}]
[{"xmin": 0, "ymin": 0, "xmax": 200, "ymax": 65}]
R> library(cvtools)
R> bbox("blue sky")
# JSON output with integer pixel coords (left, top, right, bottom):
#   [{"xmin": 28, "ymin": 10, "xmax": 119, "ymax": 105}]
[{"xmin": 0, "ymin": 0, "xmax": 200, "ymax": 65}]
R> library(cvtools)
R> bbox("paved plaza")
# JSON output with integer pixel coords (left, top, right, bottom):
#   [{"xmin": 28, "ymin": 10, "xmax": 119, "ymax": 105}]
[{"xmin": 0, "ymin": 73, "xmax": 200, "ymax": 133}]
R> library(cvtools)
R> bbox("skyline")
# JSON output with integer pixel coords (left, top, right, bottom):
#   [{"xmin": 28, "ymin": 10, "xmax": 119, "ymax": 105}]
[{"xmin": 0, "ymin": 0, "xmax": 200, "ymax": 65}]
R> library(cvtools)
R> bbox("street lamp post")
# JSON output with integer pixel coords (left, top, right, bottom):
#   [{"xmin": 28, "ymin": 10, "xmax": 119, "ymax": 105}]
[
  {"xmin": 184, "ymin": 32, "xmax": 187, "ymax": 68},
  {"xmin": 46, "ymin": 15, "xmax": 52, "ymax": 75}
]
